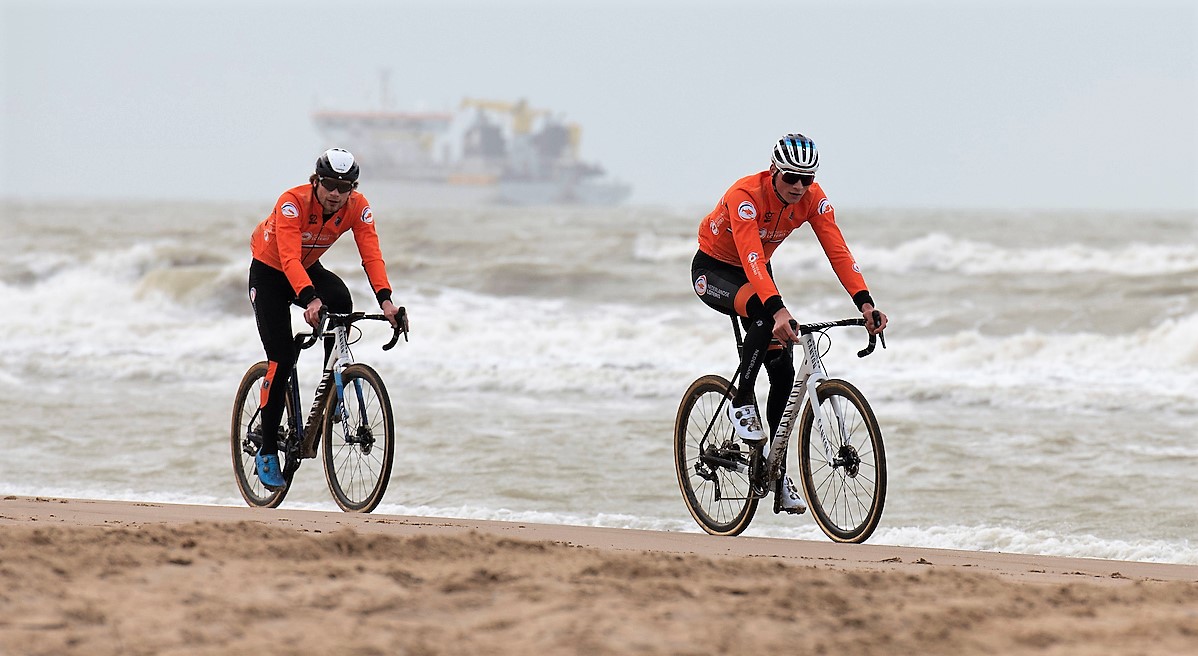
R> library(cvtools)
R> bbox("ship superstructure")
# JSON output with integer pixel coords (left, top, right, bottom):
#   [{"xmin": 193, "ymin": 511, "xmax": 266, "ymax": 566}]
[{"xmin": 313, "ymin": 97, "xmax": 631, "ymax": 206}]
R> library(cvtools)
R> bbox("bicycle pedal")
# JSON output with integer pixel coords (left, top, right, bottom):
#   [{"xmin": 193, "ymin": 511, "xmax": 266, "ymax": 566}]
[{"xmin": 773, "ymin": 503, "xmax": 808, "ymax": 516}]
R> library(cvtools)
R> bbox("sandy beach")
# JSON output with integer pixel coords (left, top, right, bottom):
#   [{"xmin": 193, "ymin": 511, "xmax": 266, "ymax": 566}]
[{"xmin": 0, "ymin": 496, "xmax": 1194, "ymax": 655}]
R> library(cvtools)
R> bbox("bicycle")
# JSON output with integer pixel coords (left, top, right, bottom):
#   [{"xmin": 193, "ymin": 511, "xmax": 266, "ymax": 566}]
[
  {"xmin": 231, "ymin": 309, "xmax": 406, "ymax": 513},
  {"xmin": 674, "ymin": 313, "xmax": 886, "ymax": 543}
]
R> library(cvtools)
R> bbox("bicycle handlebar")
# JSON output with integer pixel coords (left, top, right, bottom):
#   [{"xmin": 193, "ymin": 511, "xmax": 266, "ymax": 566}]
[
  {"xmin": 297, "ymin": 309, "xmax": 330, "ymax": 350},
  {"xmin": 381, "ymin": 307, "xmax": 408, "ymax": 351},
  {"xmin": 296, "ymin": 308, "xmax": 407, "ymax": 351},
  {"xmin": 793, "ymin": 310, "xmax": 886, "ymax": 358}
]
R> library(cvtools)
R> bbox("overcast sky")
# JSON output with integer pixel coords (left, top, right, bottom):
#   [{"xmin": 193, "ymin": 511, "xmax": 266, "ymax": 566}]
[{"xmin": 2, "ymin": 0, "xmax": 1195, "ymax": 211}]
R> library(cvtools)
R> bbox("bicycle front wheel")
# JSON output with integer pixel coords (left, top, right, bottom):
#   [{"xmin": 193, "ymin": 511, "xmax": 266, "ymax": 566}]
[
  {"xmin": 674, "ymin": 375, "xmax": 759, "ymax": 536},
  {"xmin": 797, "ymin": 378, "xmax": 886, "ymax": 543},
  {"xmin": 230, "ymin": 361, "xmax": 294, "ymax": 508},
  {"xmin": 322, "ymin": 363, "xmax": 395, "ymax": 513}
]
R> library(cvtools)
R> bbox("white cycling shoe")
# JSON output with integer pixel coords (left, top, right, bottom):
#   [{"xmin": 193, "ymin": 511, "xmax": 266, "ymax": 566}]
[
  {"xmin": 727, "ymin": 403, "xmax": 768, "ymax": 443},
  {"xmin": 775, "ymin": 475, "xmax": 808, "ymax": 515}
]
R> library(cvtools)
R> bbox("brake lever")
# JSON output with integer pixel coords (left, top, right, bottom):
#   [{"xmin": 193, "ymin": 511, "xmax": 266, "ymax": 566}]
[
  {"xmin": 857, "ymin": 310, "xmax": 887, "ymax": 358},
  {"xmin": 382, "ymin": 306, "xmax": 408, "ymax": 351}
]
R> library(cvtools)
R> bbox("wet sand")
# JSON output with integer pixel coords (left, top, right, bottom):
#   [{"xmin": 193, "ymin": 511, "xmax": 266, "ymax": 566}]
[{"xmin": 1, "ymin": 496, "xmax": 1195, "ymax": 655}]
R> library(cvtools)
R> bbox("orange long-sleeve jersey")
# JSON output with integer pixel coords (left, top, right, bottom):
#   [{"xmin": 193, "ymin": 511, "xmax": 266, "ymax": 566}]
[
  {"xmin": 697, "ymin": 171, "xmax": 868, "ymax": 313},
  {"xmin": 250, "ymin": 184, "xmax": 392, "ymax": 304}
]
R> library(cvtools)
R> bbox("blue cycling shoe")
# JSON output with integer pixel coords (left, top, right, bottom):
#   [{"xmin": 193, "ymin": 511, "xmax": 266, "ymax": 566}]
[{"xmin": 255, "ymin": 453, "xmax": 286, "ymax": 490}]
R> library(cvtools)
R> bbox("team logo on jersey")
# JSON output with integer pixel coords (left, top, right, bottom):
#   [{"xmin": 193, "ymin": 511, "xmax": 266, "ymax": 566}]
[
  {"xmin": 853, "ymin": 262, "xmax": 861, "ymax": 273},
  {"xmin": 818, "ymin": 198, "xmax": 833, "ymax": 215},
  {"xmin": 738, "ymin": 201, "xmax": 757, "ymax": 220},
  {"xmin": 747, "ymin": 251, "xmax": 763, "ymax": 277},
  {"xmin": 694, "ymin": 275, "xmax": 707, "ymax": 296},
  {"xmin": 280, "ymin": 202, "xmax": 299, "ymax": 218},
  {"xmin": 301, "ymin": 231, "xmax": 313, "ymax": 241},
  {"xmin": 361, "ymin": 206, "xmax": 374, "ymax": 224}
]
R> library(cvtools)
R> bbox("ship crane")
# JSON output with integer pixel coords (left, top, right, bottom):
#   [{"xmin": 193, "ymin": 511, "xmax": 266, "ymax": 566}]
[{"xmin": 459, "ymin": 98, "xmax": 548, "ymax": 135}]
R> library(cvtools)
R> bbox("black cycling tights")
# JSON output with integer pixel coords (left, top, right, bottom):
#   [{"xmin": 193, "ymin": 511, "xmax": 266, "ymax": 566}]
[
  {"xmin": 248, "ymin": 259, "xmax": 353, "ymax": 455},
  {"xmin": 735, "ymin": 316, "xmax": 796, "ymax": 438},
  {"xmin": 691, "ymin": 250, "xmax": 795, "ymax": 438}
]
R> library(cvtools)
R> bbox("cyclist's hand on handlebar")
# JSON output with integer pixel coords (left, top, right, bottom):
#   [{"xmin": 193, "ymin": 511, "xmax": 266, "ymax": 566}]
[
  {"xmin": 861, "ymin": 304, "xmax": 888, "ymax": 335},
  {"xmin": 303, "ymin": 298, "xmax": 324, "ymax": 328},
  {"xmin": 772, "ymin": 308, "xmax": 800, "ymax": 345},
  {"xmin": 381, "ymin": 300, "xmax": 408, "ymax": 333}
]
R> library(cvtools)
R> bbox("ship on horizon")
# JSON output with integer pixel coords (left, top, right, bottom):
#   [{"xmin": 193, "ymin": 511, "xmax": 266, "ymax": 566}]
[{"xmin": 313, "ymin": 96, "xmax": 632, "ymax": 207}]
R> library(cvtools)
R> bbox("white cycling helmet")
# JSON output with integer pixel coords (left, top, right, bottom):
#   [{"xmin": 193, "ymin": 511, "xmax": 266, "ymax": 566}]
[
  {"xmin": 771, "ymin": 133, "xmax": 819, "ymax": 174},
  {"xmin": 315, "ymin": 148, "xmax": 360, "ymax": 181}
]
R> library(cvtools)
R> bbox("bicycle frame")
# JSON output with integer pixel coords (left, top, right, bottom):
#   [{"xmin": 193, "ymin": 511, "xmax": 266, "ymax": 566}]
[
  {"xmin": 287, "ymin": 329, "xmax": 335, "ymax": 452},
  {"xmin": 765, "ymin": 330, "xmax": 831, "ymax": 484},
  {"xmin": 767, "ymin": 318, "xmax": 881, "ymax": 482},
  {"xmin": 285, "ymin": 313, "xmax": 381, "ymax": 463}
]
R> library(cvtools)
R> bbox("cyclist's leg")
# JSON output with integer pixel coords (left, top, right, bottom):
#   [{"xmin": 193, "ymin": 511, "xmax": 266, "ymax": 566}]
[
  {"xmin": 732, "ymin": 316, "xmax": 773, "ymax": 406},
  {"xmin": 306, "ymin": 262, "xmax": 352, "ymax": 363},
  {"xmin": 249, "ymin": 260, "xmax": 299, "ymax": 456},
  {"xmin": 763, "ymin": 347, "xmax": 795, "ymax": 437},
  {"xmin": 691, "ymin": 251, "xmax": 774, "ymax": 408}
]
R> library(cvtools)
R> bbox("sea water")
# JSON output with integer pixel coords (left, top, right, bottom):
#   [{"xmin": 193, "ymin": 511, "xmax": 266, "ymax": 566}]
[{"xmin": 2, "ymin": 198, "xmax": 1196, "ymax": 564}]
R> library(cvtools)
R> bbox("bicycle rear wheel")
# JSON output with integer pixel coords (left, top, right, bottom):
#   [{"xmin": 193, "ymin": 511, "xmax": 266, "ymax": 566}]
[
  {"xmin": 674, "ymin": 375, "xmax": 760, "ymax": 536},
  {"xmin": 322, "ymin": 363, "xmax": 395, "ymax": 513},
  {"xmin": 797, "ymin": 378, "xmax": 886, "ymax": 543},
  {"xmin": 230, "ymin": 361, "xmax": 295, "ymax": 508}
]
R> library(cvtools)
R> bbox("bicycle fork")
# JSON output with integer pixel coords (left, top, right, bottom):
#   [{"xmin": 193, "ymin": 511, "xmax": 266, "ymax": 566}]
[{"xmin": 322, "ymin": 326, "xmax": 373, "ymax": 452}]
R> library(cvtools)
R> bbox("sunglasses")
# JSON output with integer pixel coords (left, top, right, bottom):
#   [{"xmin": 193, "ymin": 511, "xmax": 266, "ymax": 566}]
[
  {"xmin": 318, "ymin": 177, "xmax": 355, "ymax": 193},
  {"xmin": 779, "ymin": 172, "xmax": 815, "ymax": 186}
]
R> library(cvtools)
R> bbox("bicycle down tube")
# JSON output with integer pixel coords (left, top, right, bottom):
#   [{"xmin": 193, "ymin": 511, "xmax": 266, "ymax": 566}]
[{"xmin": 297, "ymin": 315, "xmax": 369, "ymax": 456}]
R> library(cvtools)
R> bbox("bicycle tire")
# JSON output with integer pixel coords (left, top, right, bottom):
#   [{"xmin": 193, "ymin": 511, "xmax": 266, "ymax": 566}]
[
  {"xmin": 230, "ymin": 361, "xmax": 295, "ymax": 508},
  {"xmin": 796, "ymin": 378, "xmax": 886, "ymax": 543},
  {"xmin": 674, "ymin": 374, "xmax": 760, "ymax": 536},
  {"xmin": 322, "ymin": 363, "xmax": 395, "ymax": 513}
]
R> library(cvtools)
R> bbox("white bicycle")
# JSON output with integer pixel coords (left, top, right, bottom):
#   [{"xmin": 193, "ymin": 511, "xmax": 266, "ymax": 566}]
[{"xmin": 674, "ymin": 313, "xmax": 887, "ymax": 543}]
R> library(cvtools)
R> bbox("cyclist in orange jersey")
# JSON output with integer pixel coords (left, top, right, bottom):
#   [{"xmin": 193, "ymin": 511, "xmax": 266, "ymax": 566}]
[
  {"xmin": 691, "ymin": 133, "xmax": 888, "ymax": 514},
  {"xmin": 247, "ymin": 148, "xmax": 407, "ymax": 489}
]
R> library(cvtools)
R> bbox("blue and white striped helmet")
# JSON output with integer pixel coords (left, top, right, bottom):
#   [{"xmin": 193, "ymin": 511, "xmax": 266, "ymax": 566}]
[{"xmin": 771, "ymin": 133, "xmax": 819, "ymax": 174}]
